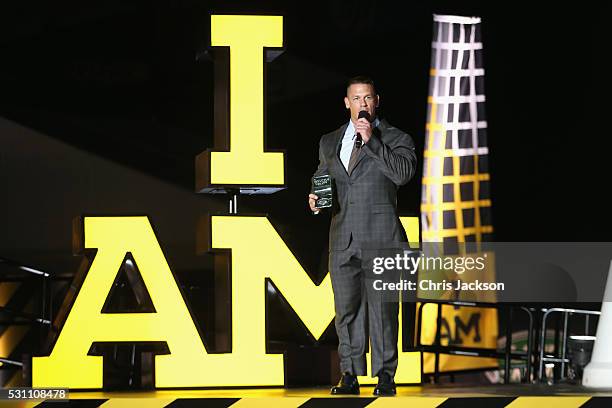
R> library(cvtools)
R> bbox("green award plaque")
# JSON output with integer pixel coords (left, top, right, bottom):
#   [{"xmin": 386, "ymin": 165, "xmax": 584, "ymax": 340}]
[{"xmin": 312, "ymin": 175, "xmax": 333, "ymax": 209}]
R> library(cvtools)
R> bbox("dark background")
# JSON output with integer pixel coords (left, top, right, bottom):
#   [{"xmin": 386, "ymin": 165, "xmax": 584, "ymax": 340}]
[
  {"xmin": 0, "ymin": 1, "xmax": 605, "ymax": 247},
  {"xmin": 0, "ymin": 0, "xmax": 605, "ymax": 386}
]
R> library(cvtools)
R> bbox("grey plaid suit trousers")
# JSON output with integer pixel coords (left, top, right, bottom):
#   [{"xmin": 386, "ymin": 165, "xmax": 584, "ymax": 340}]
[
  {"xmin": 329, "ymin": 239, "xmax": 401, "ymax": 377},
  {"xmin": 311, "ymin": 119, "xmax": 417, "ymax": 378}
]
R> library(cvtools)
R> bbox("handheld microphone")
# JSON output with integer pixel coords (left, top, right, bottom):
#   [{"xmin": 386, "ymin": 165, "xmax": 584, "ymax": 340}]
[{"xmin": 355, "ymin": 110, "xmax": 370, "ymax": 147}]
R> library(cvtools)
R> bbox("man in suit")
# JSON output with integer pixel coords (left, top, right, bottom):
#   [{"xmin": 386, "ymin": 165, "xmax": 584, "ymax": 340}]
[{"xmin": 308, "ymin": 76, "xmax": 417, "ymax": 396}]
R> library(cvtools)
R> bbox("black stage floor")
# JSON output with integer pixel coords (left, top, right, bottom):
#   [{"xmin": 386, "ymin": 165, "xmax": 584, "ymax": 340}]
[{"xmin": 4, "ymin": 384, "xmax": 604, "ymax": 407}]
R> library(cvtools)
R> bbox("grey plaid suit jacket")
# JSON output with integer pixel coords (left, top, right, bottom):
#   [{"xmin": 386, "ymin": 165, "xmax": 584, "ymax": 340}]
[{"xmin": 312, "ymin": 119, "xmax": 417, "ymax": 250}]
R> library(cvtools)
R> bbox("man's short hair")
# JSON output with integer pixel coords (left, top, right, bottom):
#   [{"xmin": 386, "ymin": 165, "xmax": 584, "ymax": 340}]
[{"xmin": 346, "ymin": 75, "xmax": 377, "ymax": 95}]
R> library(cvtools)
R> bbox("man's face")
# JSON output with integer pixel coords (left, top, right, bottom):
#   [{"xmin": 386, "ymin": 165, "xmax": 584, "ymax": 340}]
[{"xmin": 344, "ymin": 83, "xmax": 379, "ymax": 123}]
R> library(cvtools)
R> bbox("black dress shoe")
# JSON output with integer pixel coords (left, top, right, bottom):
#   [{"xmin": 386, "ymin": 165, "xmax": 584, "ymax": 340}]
[
  {"xmin": 373, "ymin": 373, "xmax": 396, "ymax": 396},
  {"xmin": 331, "ymin": 372, "xmax": 360, "ymax": 395}
]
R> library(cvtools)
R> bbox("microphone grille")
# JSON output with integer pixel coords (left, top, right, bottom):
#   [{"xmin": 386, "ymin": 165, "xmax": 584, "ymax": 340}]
[{"xmin": 358, "ymin": 110, "xmax": 370, "ymax": 120}]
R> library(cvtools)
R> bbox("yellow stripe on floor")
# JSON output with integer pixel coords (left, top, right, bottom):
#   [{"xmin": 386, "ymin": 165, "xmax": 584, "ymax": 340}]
[
  {"xmin": 505, "ymin": 396, "xmax": 592, "ymax": 407},
  {"xmin": 0, "ymin": 402, "xmax": 40, "ymax": 408},
  {"xmin": 99, "ymin": 398, "xmax": 175, "ymax": 407},
  {"xmin": 366, "ymin": 397, "xmax": 448, "ymax": 407},
  {"xmin": 230, "ymin": 397, "xmax": 310, "ymax": 407}
]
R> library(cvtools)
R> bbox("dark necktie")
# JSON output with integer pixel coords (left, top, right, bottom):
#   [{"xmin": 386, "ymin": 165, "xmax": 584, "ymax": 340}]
[{"xmin": 347, "ymin": 134, "xmax": 363, "ymax": 176}]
